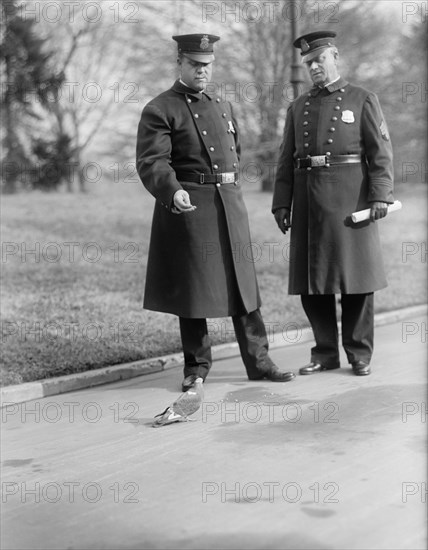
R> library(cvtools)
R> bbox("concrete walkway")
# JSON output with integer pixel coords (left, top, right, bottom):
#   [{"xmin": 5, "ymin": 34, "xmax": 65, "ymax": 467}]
[{"xmin": 1, "ymin": 314, "xmax": 427, "ymax": 550}]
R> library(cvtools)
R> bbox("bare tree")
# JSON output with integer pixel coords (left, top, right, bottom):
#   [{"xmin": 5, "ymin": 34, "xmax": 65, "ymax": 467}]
[{"xmin": 38, "ymin": 5, "xmax": 131, "ymax": 191}]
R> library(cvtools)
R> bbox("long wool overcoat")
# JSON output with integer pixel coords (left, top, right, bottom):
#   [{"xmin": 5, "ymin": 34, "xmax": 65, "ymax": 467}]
[
  {"xmin": 272, "ymin": 77, "xmax": 394, "ymax": 295},
  {"xmin": 136, "ymin": 80, "xmax": 261, "ymax": 318}
]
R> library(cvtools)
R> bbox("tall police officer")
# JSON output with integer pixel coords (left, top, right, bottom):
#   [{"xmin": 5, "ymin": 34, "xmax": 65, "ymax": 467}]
[
  {"xmin": 137, "ymin": 34, "xmax": 295, "ymax": 391},
  {"xmin": 272, "ymin": 31, "xmax": 394, "ymax": 376}
]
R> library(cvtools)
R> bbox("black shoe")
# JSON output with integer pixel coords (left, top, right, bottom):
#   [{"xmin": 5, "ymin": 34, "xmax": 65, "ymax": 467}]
[
  {"xmin": 299, "ymin": 362, "xmax": 340, "ymax": 375},
  {"xmin": 265, "ymin": 368, "xmax": 296, "ymax": 382},
  {"xmin": 352, "ymin": 361, "xmax": 371, "ymax": 376},
  {"xmin": 181, "ymin": 374, "xmax": 199, "ymax": 392}
]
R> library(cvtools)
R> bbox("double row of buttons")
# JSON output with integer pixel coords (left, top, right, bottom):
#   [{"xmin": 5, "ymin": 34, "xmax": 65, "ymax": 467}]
[
  {"xmin": 186, "ymin": 96, "xmax": 237, "ymax": 170},
  {"xmin": 302, "ymin": 87, "xmax": 346, "ymax": 160}
]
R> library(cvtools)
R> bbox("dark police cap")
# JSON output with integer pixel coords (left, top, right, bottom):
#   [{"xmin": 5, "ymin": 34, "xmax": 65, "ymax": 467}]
[
  {"xmin": 172, "ymin": 34, "xmax": 220, "ymax": 63},
  {"xmin": 294, "ymin": 31, "xmax": 337, "ymax": 61}
]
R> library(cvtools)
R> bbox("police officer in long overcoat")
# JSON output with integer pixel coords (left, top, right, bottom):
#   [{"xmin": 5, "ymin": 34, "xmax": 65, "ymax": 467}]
[
  {"xmin": 272, "ymin": 31, "xmax": 394, "ymax": 376},
  {"xmin": 137, "ymin": 34, "xmax": 295, "ymax": 390}
]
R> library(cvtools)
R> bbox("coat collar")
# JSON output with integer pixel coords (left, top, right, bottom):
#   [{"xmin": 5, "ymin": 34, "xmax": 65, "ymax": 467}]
[
  {"xmin": 309, "ymin": 76, "xmax": 349, "ymax": 96},
  {"xmin": 172, "ymin": 79, "xmax": 212, "ymax": 101}
]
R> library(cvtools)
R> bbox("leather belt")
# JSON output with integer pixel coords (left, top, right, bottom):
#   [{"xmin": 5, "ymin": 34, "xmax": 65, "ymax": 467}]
[
  {"xmin": 296, "ymin": 154, "xmax": 362, "ymax": 168},
  {"xmin": 175, "ymin": 171, "xmax": 238, "ymax": 184}
]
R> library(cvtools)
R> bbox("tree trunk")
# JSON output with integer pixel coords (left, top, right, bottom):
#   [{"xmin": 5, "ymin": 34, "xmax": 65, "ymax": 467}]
[{"xmin": 3, "ymin": 53, "xmax": 18, "ymax": 193}]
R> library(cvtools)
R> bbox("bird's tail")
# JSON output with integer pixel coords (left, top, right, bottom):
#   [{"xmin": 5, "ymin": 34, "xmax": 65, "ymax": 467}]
[{"xmin": 152, "ymin": 407, "xmax": 190, "ymax": 428}]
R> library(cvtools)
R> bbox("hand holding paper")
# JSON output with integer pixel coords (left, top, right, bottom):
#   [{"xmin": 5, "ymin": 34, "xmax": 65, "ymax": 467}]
[{"xmin": 351, "ymin": 200, "xmax": 402, "ymax": 223}]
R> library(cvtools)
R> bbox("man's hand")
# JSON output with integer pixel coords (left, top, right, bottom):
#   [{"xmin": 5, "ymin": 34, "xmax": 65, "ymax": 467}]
[
  {"xmin": 172, "ymin": 190, "xmax": 197, "ymax": 214},
  {"xmin": 274, "ymin": 208, "xmax": 291, "ymax": 234},
  {"xmin": 370, "ymin": 201, "xmax": 388, "ymax": 221}
]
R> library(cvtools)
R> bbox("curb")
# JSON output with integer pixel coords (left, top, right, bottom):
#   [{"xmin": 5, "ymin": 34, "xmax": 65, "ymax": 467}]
[{"xmin": 1, "ymin": 304, "xmax": 426, "ymax": 406}]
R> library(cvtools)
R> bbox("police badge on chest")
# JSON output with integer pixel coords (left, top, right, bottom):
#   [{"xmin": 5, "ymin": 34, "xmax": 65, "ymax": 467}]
[
  {"xmin": 341, "ymin": 110, "xmax": 355, "ymax": 124},
  {"xmin": 228, "ymin": 120, "xmax": 235, "ymax": 133}
]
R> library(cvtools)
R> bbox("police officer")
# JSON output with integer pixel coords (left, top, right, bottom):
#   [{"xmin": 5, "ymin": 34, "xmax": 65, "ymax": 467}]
[
  {"xmin": 272, "ymin": 31, "xmax": 394, "ymax": 376},
  {"xmin": 137, "ymin": 34, "xmax": 295, "ymax": 391}
]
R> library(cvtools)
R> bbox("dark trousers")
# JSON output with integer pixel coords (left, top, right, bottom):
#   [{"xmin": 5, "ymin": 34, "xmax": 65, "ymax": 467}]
[
  {"xmin": 300, "ymin": 293, "xmax": 374, "ymax": 367},
  {"xmin": 179, "ymin": 309, "xmax": 274, "ymax": 380}
]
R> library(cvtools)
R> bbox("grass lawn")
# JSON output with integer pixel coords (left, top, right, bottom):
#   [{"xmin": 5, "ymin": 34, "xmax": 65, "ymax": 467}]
[{"xmin": 1, "ymin": 180, "xmax": 426, "ymax": 386}]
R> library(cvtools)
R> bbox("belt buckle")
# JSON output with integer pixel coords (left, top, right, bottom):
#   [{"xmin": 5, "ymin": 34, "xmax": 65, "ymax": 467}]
[
  {"xmin": 310, "ymin": 155, "xmax": 327, "ymax": 167},
  {"xmin": 221, "ymin": 172, "xmax": 235, "ymax": 184}
]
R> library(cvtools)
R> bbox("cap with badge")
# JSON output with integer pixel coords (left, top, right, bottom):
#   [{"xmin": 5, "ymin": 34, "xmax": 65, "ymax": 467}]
[
  {"xmin": 172, "ymin": 34, "xmax": 220, "ymax": 63},
  {"xmin": 293, "ymin": 31, "xmax": 337, "ymax": 62}
]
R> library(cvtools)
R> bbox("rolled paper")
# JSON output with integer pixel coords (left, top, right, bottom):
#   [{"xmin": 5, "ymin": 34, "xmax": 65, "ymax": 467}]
[{"xmin": 351, "ymin": 200, "xmax": 402, "ymax": 223}]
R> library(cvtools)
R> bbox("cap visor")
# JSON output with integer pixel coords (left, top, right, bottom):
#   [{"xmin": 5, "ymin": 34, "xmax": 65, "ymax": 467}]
[
  {"xmin": 301, "ymin": 46, "xmax": 330, "ymax": 62},
  {"xmin": 182, "ymin": 53, "xmax": 215, "ymax": 63}
]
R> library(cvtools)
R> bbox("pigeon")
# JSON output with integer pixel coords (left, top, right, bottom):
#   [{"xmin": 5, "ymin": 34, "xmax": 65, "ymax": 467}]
[{"xmin": 152, "ymin": 378, "xmax": 204, "ymax": 428}]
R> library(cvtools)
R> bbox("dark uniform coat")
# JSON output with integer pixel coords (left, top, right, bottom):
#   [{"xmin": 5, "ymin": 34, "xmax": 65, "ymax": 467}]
[
  {"xmin": 136, "ymin": 80, "xmax": 261, "ymax": 318},
  {"xmin": 272, "ymin": 77, "xmax": 394, "ymax": 295}
]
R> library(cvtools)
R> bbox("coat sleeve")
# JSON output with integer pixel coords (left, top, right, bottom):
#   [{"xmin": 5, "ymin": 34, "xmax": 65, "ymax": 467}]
[
  {"xmin": 272, "ymin": 105, "xmax": 295, "ymax": 213},
  {"xmin": 136, "ymin": 103, "xmax": 182, "ymax": 210},
  {"xmin": 361, "ymin": 93, "xmax": 394, "ymax": 204}
]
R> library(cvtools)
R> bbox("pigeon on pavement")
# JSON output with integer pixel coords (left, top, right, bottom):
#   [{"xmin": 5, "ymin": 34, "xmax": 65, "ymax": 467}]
[{"xmin": 152, "ymin": 378, "xmax": 204, "ymax": 428}]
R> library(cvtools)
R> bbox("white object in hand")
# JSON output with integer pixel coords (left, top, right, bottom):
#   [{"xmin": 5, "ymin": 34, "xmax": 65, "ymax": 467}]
[{"xmin": 351, "ymin": 200, "xmax": 402, "ymax": 223}]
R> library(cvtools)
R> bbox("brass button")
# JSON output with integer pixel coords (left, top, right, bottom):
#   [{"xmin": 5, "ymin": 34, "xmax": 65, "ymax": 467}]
[
  {"xmin": 304, "ymin": 111, "xmax": 309, "ymax": 116},
  {"xmin": 307, "ymin": 167, "xmax": 312, "ymax": 171},
  {"xmin": 216, "ymin": 98, "xmax": 221, "ymax": 103},
  {"xmin": 216, "ymin": 183, "xmax": 221, "ymax": 187},
  {"xmin": 334, "ymin": 106, "xmax": 340, "ymax": 111},
  {"xmin": 326, "ymin": 152, "xmax": 331, "ymax": 156},
  {"xmin": 304, "ymin": 143, "xmax": 309, "ymax": 148},
  {"xmin": 327, "ymin": 138, "xmax": 333, "ymax": 144},
  {"xmin": 209, "ymin": 146, "xmax": 215, "ymax": 152},
  {"xmin": 187, "ymin": 98, "xmax": 192, "ymax": 103},
  {"xmin": 339, "ymin": 88, "xmax": 345, "ymax": 93},
  {"xmin": 213, "ymin": 164, "xmax": 218, "ymax": 170},
  {"xmin": 194, "ymin": 113, "xmax": 199, "ymax": 118},
  {"xmin": 202, "ymin": 130, "xmax": 207, "ymax": 135},
  {"xmin": 222, "ymin": 113, "xmax": 227, "ymax": 118},
  {"xmin": 329, "ymin": 127, "xmax": 336, "ymax": 132},
  {"xmin": 303, "ymin": 132, "xmax": 309, "ymax": 137},
  {"xmin": 233, "ymin": 162, "xmax": 237, "ymax": 167},
  {"xmin": 336, "ymin": 97, "xmax": 342, "ymax": 101},
  {"xmin": 332, "ymin": 116, "xmax": 338, "ymax": 121},
  {"xmin": 303, "ymin": 121, "xmax": 308, "ymax": 126},
  {"xmin": 305, "ymin": 101, "xmax": 310, "ymax": 106},
  {"xmin": 230, "ymin": 146, "xmax": 234, "ymax": 151}
]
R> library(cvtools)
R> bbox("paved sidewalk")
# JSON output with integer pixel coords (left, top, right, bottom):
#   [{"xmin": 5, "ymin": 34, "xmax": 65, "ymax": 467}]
[
  {"xmin": 1, "ymin": 314, "xmax": 427, "ymax": 550},
  {"xmin": 1, "ymin": 304, "xmax": 426, "ymax": 406}
]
